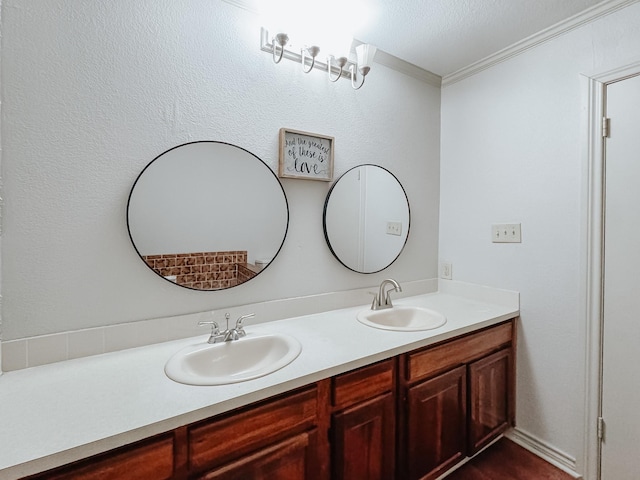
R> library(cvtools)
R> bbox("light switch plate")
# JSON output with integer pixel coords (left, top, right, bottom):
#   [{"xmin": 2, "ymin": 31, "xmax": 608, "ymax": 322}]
[
  {"xmin": 386, "ymin": 221, "xmax": 402, "ymax": 236},
  {"xmin": 492, "ymin": 223, "xmax": 522, "ymax": 243}
]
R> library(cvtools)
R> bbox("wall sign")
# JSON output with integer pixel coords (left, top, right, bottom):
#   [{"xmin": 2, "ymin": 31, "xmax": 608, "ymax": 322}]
[{"xmin": 278, "ymin": 128, "xmax": 334, "ymax": 181}]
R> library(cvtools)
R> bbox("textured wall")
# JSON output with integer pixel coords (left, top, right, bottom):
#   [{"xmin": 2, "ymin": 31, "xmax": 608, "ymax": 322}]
[
  {"xmin": 1, "ymin": 0, "xmax": 440, "ymax": 339},
  {"xmin": 440, "ymin": 4, "xmax": 640, "ymax": 474}
]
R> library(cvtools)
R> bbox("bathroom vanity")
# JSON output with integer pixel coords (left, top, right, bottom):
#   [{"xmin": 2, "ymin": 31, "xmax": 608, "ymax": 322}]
[
  {"xmin": 0, "ymin": 284, "xmax": 518, "ymax": 480},
  {"xmin": 21, "ymin": 323, "xmax": 514, "ymax": 479}
]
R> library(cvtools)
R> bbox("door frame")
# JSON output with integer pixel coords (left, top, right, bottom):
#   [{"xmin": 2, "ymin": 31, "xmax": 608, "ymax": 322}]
[{"xmin": 583, "ymin": 59, "xmax": 640, "ymax": 480}]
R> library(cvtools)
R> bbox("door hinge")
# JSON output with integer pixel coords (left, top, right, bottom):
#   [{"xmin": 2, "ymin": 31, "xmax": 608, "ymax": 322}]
[
  {"xmin": 602, "ymin": 117, "xmax": 610, "ymax": 138},
  {"xmin": 597, "ymin": 416, "xmax": 605, "ymax": 441}
]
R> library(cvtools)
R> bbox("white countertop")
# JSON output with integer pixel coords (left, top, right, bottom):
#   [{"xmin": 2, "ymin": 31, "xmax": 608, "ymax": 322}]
[{"xmin": 0, "ymin": 286, "xmax": 518, "ymax": 479}]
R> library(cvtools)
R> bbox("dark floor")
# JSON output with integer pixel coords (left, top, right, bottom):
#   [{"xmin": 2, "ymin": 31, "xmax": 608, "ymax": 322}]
[{"xmin": 446, "ymin": 438, "xmax": 575, "ymax": 480}]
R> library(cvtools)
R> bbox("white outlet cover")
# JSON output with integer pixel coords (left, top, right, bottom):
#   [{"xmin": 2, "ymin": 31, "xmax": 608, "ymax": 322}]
[{"xmin": 440, "ymin": 261, "xmax": 452, "ymax": 280}]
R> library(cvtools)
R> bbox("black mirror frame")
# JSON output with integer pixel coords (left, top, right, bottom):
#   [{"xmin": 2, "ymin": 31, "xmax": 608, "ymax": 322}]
[
  {"xmin": 323, "ymin": 164, "xmax": 410, "ymax": 274},
  {"xmin": 126, "ymin": 141, "xmax": 289, "ymax": 291}
]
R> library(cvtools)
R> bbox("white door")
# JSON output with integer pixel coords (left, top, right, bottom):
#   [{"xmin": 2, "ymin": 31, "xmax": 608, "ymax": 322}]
[{"xmin": 601, "ymin": 73, "xmax": 640, "ymax": 479}]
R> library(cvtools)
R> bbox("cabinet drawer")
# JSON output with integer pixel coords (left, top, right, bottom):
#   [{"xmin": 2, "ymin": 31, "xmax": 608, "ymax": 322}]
[
  {"xmin": 332, "ymin": 359, "xmax": 395, "ymax": 409},
  {"xmin": 26, "ymin": 434, "xmax": 175, "ymax": 480},
  {"xmin": 406, "ymin": 321, "xmax": 512, "ymax": 383},
  {"xmin": 188, "ymin": 386, "xmax": 318, "ymax": 472},
  {"xmin": 195, "ymin": 430, "xmax": 318, "ymax": 480}
]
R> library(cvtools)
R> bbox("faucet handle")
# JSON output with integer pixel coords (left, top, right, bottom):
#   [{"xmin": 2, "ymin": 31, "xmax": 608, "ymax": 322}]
[
  {"xmin": 235, "ymin": 313, "xmax": 255, "ymax": 337},
  {"xmin": 198, "ymin": 320, "xmax": 220, "ymax": 334},
  {"xmin": 368, "ymin": 291, "xmax": 379, "ymax": 310},
  {"xmin": 236, "ymin": 313, "xmax": 255, "ymax": 325},
  {"xmin": 198, "ymin": 320, "xmax": 221, "ymax": 343}
]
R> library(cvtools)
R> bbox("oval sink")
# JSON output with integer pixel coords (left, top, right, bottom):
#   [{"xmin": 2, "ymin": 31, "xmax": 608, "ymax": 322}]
[
  {"xmin": 357, "ymin": 305, "xmax": 447, "ymax": 331},
  {"xmin": 164, "ymin": 333, "xmax": 302, "ymax": 386}
]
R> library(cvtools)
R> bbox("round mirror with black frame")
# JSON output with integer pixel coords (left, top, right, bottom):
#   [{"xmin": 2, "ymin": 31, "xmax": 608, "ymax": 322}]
[
  {"xmin": 323, "ymin": 164, "xmax": 410, "ymax": 274},
  {"xmin": 127, "ymin": 141, "xmax": 289, "ymax": 291}
]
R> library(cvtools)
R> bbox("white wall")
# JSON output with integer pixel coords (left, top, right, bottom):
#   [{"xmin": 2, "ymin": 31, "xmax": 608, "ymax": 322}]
[
  {"xmin": 440, "ymin": 3, "xmax": 640, "ymax": 474},
  {"xmin": 0, "ymin": 0, "xmax": 3, "ymax": 373},
  {"xmin": 0, "ymin": 0, "xmax": 440, "ymax": 340}
]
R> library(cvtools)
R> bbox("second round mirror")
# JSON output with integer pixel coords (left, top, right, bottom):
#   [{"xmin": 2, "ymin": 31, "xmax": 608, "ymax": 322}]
[{"xmin": 323, "ymin": 164, "xmax": 410, "ymax": 273}]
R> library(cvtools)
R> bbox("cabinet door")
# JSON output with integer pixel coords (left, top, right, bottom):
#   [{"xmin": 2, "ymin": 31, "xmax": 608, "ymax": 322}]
[
  {"xmin": 196, "ymin": 430, "xmax": 319, "ymax": 480},
  {"xmin": 331, "ymin": 392, "xmax": 395, "ymax": 480},
  {"xmin": 468, "ymin": 347, "xmax": 512, "ymax": 454},
  {"xmin": 405, "ymin": 366, "xmax": 467, "ymax": 480}
]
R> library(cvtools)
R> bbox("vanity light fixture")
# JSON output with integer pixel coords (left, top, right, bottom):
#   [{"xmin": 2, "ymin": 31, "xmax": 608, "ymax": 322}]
[{"xmin": 260, "ymin": 27, "xmax": 376, "ymax": 89}]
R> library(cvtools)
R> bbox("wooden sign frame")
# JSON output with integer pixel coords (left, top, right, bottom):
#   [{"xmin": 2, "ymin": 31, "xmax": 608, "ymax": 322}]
[{"xmin": 278, "ymin": 128, "xmax": 334, "ymax": 181}]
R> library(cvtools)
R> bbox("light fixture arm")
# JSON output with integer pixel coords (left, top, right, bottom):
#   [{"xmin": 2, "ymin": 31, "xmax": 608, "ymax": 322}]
[
  {"xmin": 350, "ymin": 64, "xmax": 366, "ymax": 90},
  {"xmin": 328, "ymin": 55, "xmax": 348, "ymax": 82},
  {"xmin": 272, "ymin": 33, "xmax": 289, "ymax": 64},
  {"xmin": 302, "ymin": 46, "xmax": 320, "ymax": 73}
]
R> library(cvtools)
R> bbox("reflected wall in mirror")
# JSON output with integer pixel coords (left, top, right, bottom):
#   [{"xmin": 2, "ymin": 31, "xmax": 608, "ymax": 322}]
[
  {"xmin": 127, "ymin": 141, "xmax": 289, "ymax": 291},
  {"xmin": 323, "ymin": 164, "xmax": 410, "ymax": 273}
]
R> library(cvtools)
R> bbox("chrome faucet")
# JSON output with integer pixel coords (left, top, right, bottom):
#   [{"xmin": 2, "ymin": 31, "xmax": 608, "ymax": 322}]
[
  {"xmin": 222, "ymin": 313, "xmax": 255, "ymax": 342},
  {"xmin": 198, "ymin": 312, "xmax": 255, "ymax": 343},
  {"xmin": 371, "ymin": 279, "xmax": 402, "ymax": 310},
  {"xmin": 198, "ymin": 319, "xmax": 224, "ymax": 344}
]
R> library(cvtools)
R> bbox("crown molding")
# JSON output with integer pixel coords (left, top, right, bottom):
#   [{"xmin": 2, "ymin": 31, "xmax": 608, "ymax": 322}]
[
  {"xmin": 221, "ymin": 0, "xmax": 442, "ymax": 88},
  {"xmin": 442, "ymin": 0, "xmax": 640, "ymax": 87},
  {"xmin": 372, "ymin": 48, "xmax": 442, "ymax": 87},
  {"xmin": 221, "ymin": 0, "xmax": 256, "ymax": 12}
]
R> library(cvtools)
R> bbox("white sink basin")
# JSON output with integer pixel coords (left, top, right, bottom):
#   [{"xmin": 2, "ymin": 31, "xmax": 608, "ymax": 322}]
[
  {"xmin": 357, "ymin": 305, "xmax": 447, "ymax": 331},
  {"xmin": 164, "ymin": 333, "xmax": 302, "ymax": 386}
]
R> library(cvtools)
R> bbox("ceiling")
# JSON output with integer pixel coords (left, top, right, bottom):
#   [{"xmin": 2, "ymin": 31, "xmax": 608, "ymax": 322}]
[
  {"xmin": 353, "ymin": 0, "xmax": 607, "ymax": 77},
  {"xmin": 233, "ymin": 0, "xmax": 617, "ymax": 79}
]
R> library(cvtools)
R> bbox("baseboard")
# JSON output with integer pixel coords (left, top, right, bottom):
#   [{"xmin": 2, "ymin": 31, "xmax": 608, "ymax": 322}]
[
  {"xmin": 506, "ymin": 428, "xmax": 583, "ymax": 479},
  {"xmin": 435, "ymin": 435, "xmax": 504, "ymax": 480}
]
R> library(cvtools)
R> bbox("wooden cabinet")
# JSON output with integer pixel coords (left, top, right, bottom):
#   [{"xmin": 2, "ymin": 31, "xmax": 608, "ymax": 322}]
[
  {"xmin": 468, "ymin": 347, "xmax": 513, "ymax": 454},
  {"xmin": 194, "ymin": 431, "xmax": 318, "ymax": 480},
  {"xmin": 330, "ymin": 359, "xmax": 396, "ymax": 480},
  {"xmin": 399, "ymin": 321, "xmax": 515, "ymax": 480},
  {"xmin": 188, "ymin": 386, "xmax": 325, "ymax": 480},
  {"xmin": 405, "ymin": 321, "xmax": 513, "ymax": 383},
  {"xmin": 405, "ymin": 366, "xmax": 467, "ymax": 480},
  {"xmin": 23, "ymin": 319, "xmax": 516, "ymax": 480},
  {"xmin": 25, "ymin": 387, "xmax": 325, "ymax": 480},
  {"xmin": 24, "ymin": 433, "xmax": 177, "ymax": 480}
]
